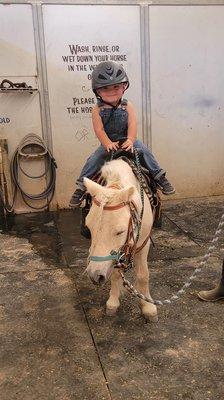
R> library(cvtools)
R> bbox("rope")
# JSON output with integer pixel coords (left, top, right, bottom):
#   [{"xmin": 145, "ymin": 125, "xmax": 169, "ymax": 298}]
[
  {"xmin": 7, "ymin": 134, "xmax": 57, "ymax": 211},
  {"xmin": 133, "ymin": 148, "xmax": 145, "ymax": 242},
  {"xmin": 119, "ymin": 211, "xmax": 224, "ymax": 306}
]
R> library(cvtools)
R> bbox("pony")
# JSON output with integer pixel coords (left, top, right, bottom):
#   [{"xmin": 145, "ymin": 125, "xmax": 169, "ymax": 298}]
[{"xmin": 84, "ymin": 158, "xmax": 158, "ymax": 321}]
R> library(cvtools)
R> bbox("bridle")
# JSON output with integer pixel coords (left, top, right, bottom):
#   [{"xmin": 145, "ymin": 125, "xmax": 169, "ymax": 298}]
[
  {"xmin": 88, "ymin": 148, "xmax": 157, "ymax": 271},
  {"xmin": 88, "ymin": 192, "xmax": 151, "ymax": 271}
]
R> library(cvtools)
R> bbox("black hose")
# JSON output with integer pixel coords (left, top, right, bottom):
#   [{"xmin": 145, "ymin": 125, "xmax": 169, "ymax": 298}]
[{"xmin": 8, "ymin": 134, "xmax": 57, "ymax": 211}]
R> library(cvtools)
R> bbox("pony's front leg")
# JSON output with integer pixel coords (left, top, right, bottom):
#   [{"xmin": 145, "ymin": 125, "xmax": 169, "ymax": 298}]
[
  {"xmin": 134, "ymin": 249, "xmax": 158, "ymax": 322},
  {"xmin": 106, "ymin": 269, "xmax": 122, "ymax": 316}
]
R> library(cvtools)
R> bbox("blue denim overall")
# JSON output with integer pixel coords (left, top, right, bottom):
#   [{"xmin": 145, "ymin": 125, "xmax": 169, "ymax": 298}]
[{"xmin": 76, "ymin": 99, "xmax": 164, "ymax": 189}]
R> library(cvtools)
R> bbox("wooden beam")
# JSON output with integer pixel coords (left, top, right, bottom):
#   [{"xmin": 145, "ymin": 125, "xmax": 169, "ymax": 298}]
[{"xmin": 0, "ymin": 139, "xmax": 13, "ymax": 208}]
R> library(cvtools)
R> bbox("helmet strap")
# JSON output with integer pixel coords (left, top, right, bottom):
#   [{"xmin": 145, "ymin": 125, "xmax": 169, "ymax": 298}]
[
  {"xmin": 94, "ymin": 82, "xmax": 129, "ymax": 109},
  {"xmin": 102, "ymin": 98, "xmax": 121, "ymax": 110},
  {"xmin": 95, "ymin": 94, "xmax": 122, "ymax": 110}
]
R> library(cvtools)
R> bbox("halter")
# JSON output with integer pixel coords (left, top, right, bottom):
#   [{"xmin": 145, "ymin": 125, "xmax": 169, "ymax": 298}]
[{"xmin": 88, "ymin": 194, "xmax": 151, "ymax": 270}]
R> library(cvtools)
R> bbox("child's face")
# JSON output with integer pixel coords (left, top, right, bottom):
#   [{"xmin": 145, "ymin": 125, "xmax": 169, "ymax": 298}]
[{"xmin": 97, "ymin": 83, "xmax": 125, "ymax": 105}]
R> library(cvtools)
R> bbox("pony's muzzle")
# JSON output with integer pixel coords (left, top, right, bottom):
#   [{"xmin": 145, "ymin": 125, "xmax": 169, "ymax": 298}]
[
  {"xmin": 90, "ymin": 270, "xmax": 106, "ymax": 285},
  {"xmin": 87, "ymin": 262, "xmax": 113, "ymax": 285}
]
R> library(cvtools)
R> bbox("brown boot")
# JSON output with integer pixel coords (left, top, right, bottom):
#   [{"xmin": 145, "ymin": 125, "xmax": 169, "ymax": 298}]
[{"xmin": 198, "ymin": 281, "xmax": 224, "ymax": 302}]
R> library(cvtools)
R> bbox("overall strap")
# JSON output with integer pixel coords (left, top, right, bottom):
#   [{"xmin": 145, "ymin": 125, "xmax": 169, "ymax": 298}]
[
  {"xmin": 97, "ymin": 98, "xmax": 105, "ymax": 107},
  {"xmin": 121, "ymin": 98, "xmax": 128, "ymax": 107}
]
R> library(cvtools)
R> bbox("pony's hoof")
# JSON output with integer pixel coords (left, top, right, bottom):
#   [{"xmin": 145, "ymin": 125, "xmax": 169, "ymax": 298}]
[
  {"xmin": 141, "ymin": 304, "xmax": 158, "ymax": 322},
  {"xmin": 143, "ymin": 313, "xmax": 158, "ymax": 322},
  {"xmin": 141, "ymin": 305, "xmax": 158, "ymax": 322},
  {"xmin": 106, "ymin": 306, "xmax": 118, "ymax": 316}
]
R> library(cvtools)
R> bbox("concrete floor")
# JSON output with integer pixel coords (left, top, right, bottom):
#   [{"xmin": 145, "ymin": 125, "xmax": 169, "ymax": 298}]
[{"xmin": 0, "ymin": 196, "xmax": 224, "ymax": 400}]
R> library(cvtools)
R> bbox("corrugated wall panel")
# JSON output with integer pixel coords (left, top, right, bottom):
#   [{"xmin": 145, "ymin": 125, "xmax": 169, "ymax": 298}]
[
  {"xmin": 0, "ymin": 4, "xmax": 45, "ymax": 212},
  {"xmin": 149, "ymin": 5, "xmax": 224, "ymax": 197},
  {"xmin": 43, "ymin": 4, "xmax": 142, "ymax": 208}
]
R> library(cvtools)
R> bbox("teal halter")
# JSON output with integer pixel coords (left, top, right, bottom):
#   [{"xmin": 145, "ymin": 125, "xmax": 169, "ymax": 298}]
[{"xmin": 89, "ymin": 250, "xmax": 121, "ymax": 262}]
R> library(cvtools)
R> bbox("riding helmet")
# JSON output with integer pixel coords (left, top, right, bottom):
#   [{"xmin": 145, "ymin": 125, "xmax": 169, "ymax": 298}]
[{"xmin": 91, "ymin": 61, "xmax": 129, "ymax": 92}]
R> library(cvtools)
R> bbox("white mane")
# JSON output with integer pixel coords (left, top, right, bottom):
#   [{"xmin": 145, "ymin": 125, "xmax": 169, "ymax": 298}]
[{"xmin": 101, "ymin": 159, "xmax": 138, "ymax": 188}]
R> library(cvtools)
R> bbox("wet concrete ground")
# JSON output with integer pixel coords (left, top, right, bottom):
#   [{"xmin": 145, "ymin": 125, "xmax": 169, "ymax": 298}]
[{"xmin": 0, "ymin": 196, "xmax": 224, "ymax": 400}]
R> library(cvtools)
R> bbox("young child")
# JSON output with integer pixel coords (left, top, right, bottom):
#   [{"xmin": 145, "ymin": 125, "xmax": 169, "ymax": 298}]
[{"xmin": 69, "ymin": 61, "xmax": 175, "ymax": 207}]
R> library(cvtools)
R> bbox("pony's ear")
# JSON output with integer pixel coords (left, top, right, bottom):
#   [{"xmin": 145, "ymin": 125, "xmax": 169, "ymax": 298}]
[
  {"xmin": 118, "ymin": 186, "xmax": 135, "ymax": 202},
  {"xmin": 83, "ymin": 177, "xmax": 102, "ymax": 197}
]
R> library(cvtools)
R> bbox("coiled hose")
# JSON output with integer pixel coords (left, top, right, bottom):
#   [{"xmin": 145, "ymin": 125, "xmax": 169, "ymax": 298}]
[{"xmin": 4, "ymin": 134, "xmax": 57, "ymax": 212}]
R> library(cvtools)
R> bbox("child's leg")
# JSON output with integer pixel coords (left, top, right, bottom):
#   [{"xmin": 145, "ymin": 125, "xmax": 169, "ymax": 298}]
[
  {"xmin": 133, "ymin": 139, "xmax": 175, "ymax": 195},
  {"xmin": 76, "ymin": 145, "xmax": 108, "ymax": 189},
  {"xmin": 70, "ymin": 145, "xmax": 107, "ymax": 207},
  {"xmin": 133, "ymin": 139, "xmax": 164, "ymax": 178}
]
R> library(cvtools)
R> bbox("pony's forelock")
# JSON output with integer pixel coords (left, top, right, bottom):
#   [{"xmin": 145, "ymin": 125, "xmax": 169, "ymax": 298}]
[{"xmin": 101, "ymin": 160, "xmax": 125, "ymax": 185}]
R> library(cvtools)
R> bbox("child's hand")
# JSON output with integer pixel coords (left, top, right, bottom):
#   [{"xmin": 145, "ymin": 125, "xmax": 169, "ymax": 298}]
[
  {"xmin": 121, "ymin": 138, "xmax": 133, "ymax": 152},
  {"xmin": 105, "ymin": 141, "xmax": 119, "ymax": 152}
]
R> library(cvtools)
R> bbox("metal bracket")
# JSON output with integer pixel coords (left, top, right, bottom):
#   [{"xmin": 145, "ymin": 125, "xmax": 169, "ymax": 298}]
[{"xmin": 0, "ymin": 79, "xmax": 37, "ymax": 94}]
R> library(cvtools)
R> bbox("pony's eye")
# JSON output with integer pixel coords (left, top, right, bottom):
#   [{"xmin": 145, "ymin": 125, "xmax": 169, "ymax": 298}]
[{"xmin": 116, "ymin": 230, "xmax": 125, "ymax": 236}]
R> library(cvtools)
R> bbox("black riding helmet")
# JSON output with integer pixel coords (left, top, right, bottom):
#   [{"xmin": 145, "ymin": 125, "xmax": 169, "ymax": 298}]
[{"xmin": 92, "ymin": 61, "xmax": 129, "ymax": 96}]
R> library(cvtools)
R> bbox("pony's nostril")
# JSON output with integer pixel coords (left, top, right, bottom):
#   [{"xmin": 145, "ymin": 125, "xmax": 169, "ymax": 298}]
[
  {"xmin": 89, "ymin": 269, "xmax": 107, "ymax": 285},
  {"xmin": 98, "ymin": 275, "xmax": 106, "ymax": 285}
]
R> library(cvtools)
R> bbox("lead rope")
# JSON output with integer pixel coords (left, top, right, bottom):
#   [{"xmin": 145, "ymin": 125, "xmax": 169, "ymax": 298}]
[{"xmin": 119, "ymin": 211, "xmax": 224, "ymax": 306}]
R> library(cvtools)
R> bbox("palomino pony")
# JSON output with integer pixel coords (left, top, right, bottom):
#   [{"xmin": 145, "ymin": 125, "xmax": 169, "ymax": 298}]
[{"xmin": 84, "ymin": 158, "xmax": 158, "ymax": 321}]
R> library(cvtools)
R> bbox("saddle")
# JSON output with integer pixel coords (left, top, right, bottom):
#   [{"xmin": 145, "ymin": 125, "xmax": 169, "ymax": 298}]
[{"xmin": 80, "ymin": 149, "xmax": 162, "ymax": 239}]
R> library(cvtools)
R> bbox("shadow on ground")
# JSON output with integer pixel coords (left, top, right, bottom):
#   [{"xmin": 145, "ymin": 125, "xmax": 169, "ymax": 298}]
[{"xmin": 0, "ymin": 196, "xmax": 224, "ymax": 400}]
